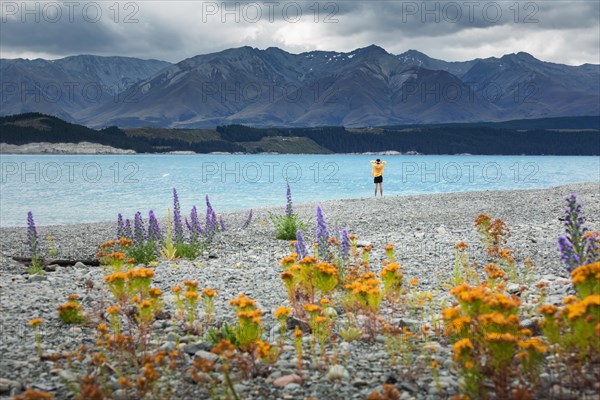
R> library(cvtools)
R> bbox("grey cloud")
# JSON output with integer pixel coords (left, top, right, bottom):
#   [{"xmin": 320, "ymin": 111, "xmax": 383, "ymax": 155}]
[{"xmin": 0, "ymin": 0, "xmax": 598, "ymax": 64}]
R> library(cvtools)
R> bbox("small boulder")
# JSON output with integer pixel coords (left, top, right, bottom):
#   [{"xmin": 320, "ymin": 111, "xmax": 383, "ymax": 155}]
[
  {"xmin": 0, "ymin": 378, "xmax": 22, "ymax": 394},
  {"xmin": 183, "ymin": 342, "xmax": 212, "ymax": 355},
  {"xmin": 28, "ymin": 274, "xmax": 47, "ymax": 283},
  {"xmin": 274, "ymin": 374, "xmax": 302, "ymax": 387},
  {"xmin": 194, "ymin": 350, "xmax": 218, "ymax": 362},
  {"xmin": 44, "ymin": 264, "xmax": 59, "ymax": 272}
]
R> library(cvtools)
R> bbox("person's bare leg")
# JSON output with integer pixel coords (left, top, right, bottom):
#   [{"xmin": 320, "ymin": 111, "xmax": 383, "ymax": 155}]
[
  {"xmin": 374, "ymin": 183, "xmax": 377, "ymax": 197},
  {"xmin": 380, "ymin": 183, "xmax": 383, "ymax": 197}
]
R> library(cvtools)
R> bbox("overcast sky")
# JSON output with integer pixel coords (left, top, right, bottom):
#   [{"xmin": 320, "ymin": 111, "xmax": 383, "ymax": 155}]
[{"xmin": 1, "ymin": 1, "xmax": 599, "ymax": 65}]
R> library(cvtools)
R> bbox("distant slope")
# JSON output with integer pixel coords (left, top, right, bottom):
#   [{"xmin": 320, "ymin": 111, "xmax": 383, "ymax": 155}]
[
  {"xmin": 0, "ymin": 56, "xmax": 171, "ymax": 121},
  {"xmin": 215, "ymin": 122, "xmax": 600, "ymax": 155},
  {"xmin": 2, "ymin": 113, "xmax": 598, "ymax": 155},
  {"xmin": 0, "ymin": 113, "xmax": 242, "ymax": 153},
  {"xmin": 382, "ymin": 116, "xmax": 600, "ymax": 130},
  {"xmin": 462, "ymin": 53, "xmax": 600, "ymax": 120},
  {"xmin": 396, "ymin": 49, "xmax": 479, "ymax": 76}
]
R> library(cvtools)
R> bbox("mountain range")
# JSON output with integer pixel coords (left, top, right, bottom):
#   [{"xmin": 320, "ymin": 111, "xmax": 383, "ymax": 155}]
[{"xmin": 1, "ymin": 46, "xmax": 598, "ymax": 128}]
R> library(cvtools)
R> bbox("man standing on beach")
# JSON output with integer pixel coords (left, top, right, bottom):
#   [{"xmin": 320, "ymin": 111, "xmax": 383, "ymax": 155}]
[{"xmin": 370, "ymin": 158, "xmax": 387, "ymax": 197}]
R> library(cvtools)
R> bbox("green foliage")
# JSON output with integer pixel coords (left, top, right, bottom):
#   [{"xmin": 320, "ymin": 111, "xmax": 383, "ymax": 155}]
[
  {"xmin": 57, "ymin": 302, "xmax": 85, "ymax": 325},
  {"xmin": 160, "ymin": 209, "xmax": 178, "ymax": 260},
  {"xmin": 5, "ymin": 113, "xmax": 599, "ymax": 155},
  {"xmin": 270, "ymin": 213, "xmax": 307, "ymax": 240},
  {"xmin": 175, "ymin": 242, "xmax": 204, "ymax": 260},
  {"xmin": 207, "ymin": 323, "xmax": 239, "ymax": 347},
  {"xmin": 127, "ymin": 242, "xmax": 157, "ymax": 264},
  {"xmin": 27, "ymin": 258, "xmax": 45, "ymax": 275},
  {"xmin": 216, "ymin": 121, "xmax": 600, "ymax": 155}
]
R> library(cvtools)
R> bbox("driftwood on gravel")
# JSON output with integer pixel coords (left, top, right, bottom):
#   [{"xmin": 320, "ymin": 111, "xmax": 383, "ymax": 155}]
[{"xmin": 12, "ymin": 256, "xmax": 100, "ymax": 267}]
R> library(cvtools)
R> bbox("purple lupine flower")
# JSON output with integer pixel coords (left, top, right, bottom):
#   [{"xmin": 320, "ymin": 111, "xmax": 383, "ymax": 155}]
[
  {"xmin": 219, "ymin": 216, "xmax": 226, "ymax": 231},
  {"xmin": 173, "ymin": 188, "xmax": 184, "ymax": 243},
  {"xmin": 241, "ymin": 209, "xmax": 253, "ymax": 229},
  {"xmin": 558, "ymin": 236, "xmax": 578, "ymax": 271},
  {"xmin": 583, "ymin": 232, "xmax": 600, "ymax": 265},
  {"xmin": 295, "ymin": 230, "xmax": 308, "ymax": 258},
  {"xmin": 133, "ymin": 211, "xmax": 146, "ymax": 246},
  {"xmin": 340, "ymin": 228, "xmax": 350, "ymax": 261},
  {"xmin": 186, "ymin": 216, "xmax": 197, "ymax": 245},
  {"xmin": 189, "ymin": 206, "xmax": 204, "ymax": 237},
  {"xmin": 147, "ymin": 210, "xmax": 162, "ymax": 243},
  {"xmin": 557, "ymin": 193, "xmax": 597, "ymax": 272},
  {"xmin": 205, "ymin": 195, "xmax": 217, "ymax": 236},
  {"xmin": 285, "ymin": 182, "xmax": 293, "ymax": 217},
  {"xmin": 116, "ymin": 213, "xmax": 125, "ymax": 239},
  {"xmin": 26, "ymin": 211, "xmax": 40, "ymax": 258},
  {"xmin": 315, "ymin": 205, "xmax": 330, "ymax": 259},
  {"xmin": 124, "ymin": 219, "xmax": 132, "ymax": 240}
]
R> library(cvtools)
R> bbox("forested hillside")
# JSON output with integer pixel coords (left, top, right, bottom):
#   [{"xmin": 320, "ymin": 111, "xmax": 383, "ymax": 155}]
[{"xmin": 2, "ymin": 113, "xmax": 598, "ymax": 155}]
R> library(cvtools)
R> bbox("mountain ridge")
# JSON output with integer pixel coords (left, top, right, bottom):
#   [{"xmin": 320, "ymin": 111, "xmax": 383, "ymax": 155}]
[{"xmin": 2, "ymin": 46, "xmax": 598, "ymax": 128}]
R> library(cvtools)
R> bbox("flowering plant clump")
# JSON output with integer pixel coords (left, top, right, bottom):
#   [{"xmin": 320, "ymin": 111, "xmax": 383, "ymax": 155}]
[
  {"xmin": 104, "ymin": 271, "xmax": 128, "ymax": 302},
  {"xmin": 339, "ymin": 228, "xmax": 351, "ymax": 271},
  {"xmin": 344, "ymin": 272, "xmax": 382, "ymax": 334},
  {"xmin": 270, "ymin": 181, "xmax": 307, "ymax": 240},
  {"xmin": 444, "ymin": 282, "xmax": 545, "ymax": 398},
  {"xmin": 112, "ymin": 189, "xmax": 224, "ymax": 263},
  {"xmin": 313, "ymin": 261, "xmax": 339, "ymax": 296},
  {"xmin": 97, "ymin": 237, "xmax": 133, "ymax": 271},
  {"xmin": 294, "ymin": 230, "xmax": 308, "ymax": 258},
  {"xmin": 302, "ymin": 303, "xmax": 333, "ymax": 362},
  {"xmin": 557, "ymin": 194, "xmax": 600, "ymax": 272},
  {"xmin": 442, "ymin": 214, "xmax": 548, "ymax": 398},
  {"xmin": 180, "ymin": 280, "xmax": 201, "ymax": 328},
  {"xmin": 380, "ymin": 261, "xmax": 404, "ymax": 301},
  {"xmin": 274, "ymin": 306, "xmax": 292, "ymax": 344},
  {"xmin": 230, "ymin": 293, "xmax": 263, "ymax": 349},
  {"xmin": 160, "ymin": 208, "xmax": 178, "ymax": 261},
  {"xmin": 122, "ymin": 211, "xmax": 158, "ymax": 264},
  {"xmin": 202, "ymin": 288, "xmax": 218, "ymax": 324},
  {"xmin": 73, "ymin": 247, "xmax": 182, "ymax": 398},
  {"xmin": 127, "ymin": 267, "xmax": 155, "ymax": 299},
  {"xmin": 452, "ymin": 241, "xmax": 475, "ymax": 286},
  {"xmin": 539, "ymin": 261, "xmax": 600, "ymax": 366},
  {"xmin": 57, "ymin": 294, "xmax": 85, "ymax": 324},
  {"xmin": 315, "ymin": 205, "xmax": 330, "ymax": 260},
  {"xmin": 29, "ymin": 318, "xmax": 44, "ymax": 359},
  {"xmin": 241, "ymin": 209, "xmax": 253, "ymax": 229},
  {"xmin": 26, "ymin": 211, "xmax": 44, "ymax": 275},
  {"xmin": 475, "ymin": 214, "xmax": 510, "ymax": 256}
]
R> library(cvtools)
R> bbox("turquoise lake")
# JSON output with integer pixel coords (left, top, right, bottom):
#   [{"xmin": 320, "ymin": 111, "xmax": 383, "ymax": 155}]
[{"xmin": 1, "ymin": 154, "xmax": 598, "ymax": 227}]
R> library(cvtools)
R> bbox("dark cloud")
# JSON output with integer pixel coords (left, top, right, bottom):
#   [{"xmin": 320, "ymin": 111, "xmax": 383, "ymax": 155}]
[{"xmin": 0, "ymin": 0, "xmax": 598, "ymax": 65}]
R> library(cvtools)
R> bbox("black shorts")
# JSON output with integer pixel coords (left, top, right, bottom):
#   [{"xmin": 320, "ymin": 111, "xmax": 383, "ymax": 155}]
[{"xmin": 374, "ymin": 176, "xmax": 383, "ymax": 183}]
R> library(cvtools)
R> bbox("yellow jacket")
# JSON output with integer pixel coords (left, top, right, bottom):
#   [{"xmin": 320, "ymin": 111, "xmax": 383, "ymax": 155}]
[{"xmin": 370, "ymin": 160, "xmax": 387, "ymax": 177}]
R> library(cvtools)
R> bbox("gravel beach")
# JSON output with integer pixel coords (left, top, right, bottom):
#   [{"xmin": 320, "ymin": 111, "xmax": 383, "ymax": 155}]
[{"xmin": 0, "ymin": 182, "xmax": 598, "ymax": 399}]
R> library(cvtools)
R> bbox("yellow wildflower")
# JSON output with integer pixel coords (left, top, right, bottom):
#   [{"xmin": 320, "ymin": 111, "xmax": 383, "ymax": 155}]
[
  {"xmin": 274, "ymin": 306, "xmax": 292, "ymax": 319},
  {"xmin": 29, "ymin": 318, "xmax": 44, "ymax": 327},
  {"xmin": 202, "ymin": 288, "xmax": 218, "ymax": 298},
  {"xmin": 453, "ymin": 338, "xmax": 474, "ymax": 356}
]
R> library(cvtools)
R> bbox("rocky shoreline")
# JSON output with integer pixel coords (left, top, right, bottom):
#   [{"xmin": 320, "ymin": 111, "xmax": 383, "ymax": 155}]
[
  {"xmin": 0, "ymin": 182, "xmax": 598, "ymax": 399},
  {"xmin": 0, "ymin": 142, "xmax": 136, "ymax": 155},
  {"xmin": 0, "ymin": 143, "xmax": 421, "ymax": 155}
]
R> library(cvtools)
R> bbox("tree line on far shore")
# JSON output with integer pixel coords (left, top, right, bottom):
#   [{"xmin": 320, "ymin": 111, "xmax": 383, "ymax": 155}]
[{"xmin": 2, "ymin": 113, "xmax": 599, "ymax": 155}]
